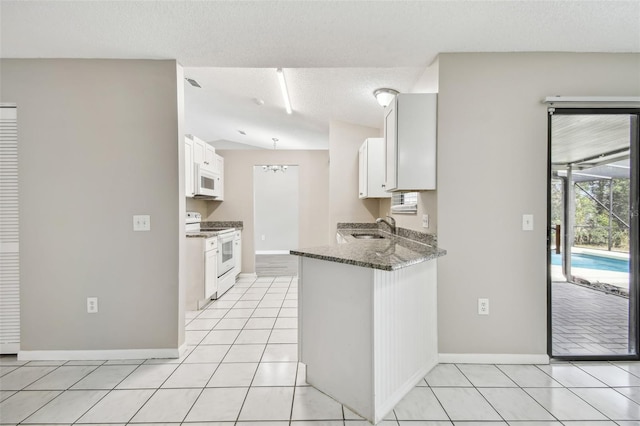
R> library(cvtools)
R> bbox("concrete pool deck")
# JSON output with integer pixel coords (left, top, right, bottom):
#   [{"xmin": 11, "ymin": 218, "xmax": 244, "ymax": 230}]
[
  {"xmin": 552, "ymin": 280, "xmax": 629, "ymax": 356},
  {"xmin": 551, "ymin": 247, "xmax": 631, "ymax": 356}
]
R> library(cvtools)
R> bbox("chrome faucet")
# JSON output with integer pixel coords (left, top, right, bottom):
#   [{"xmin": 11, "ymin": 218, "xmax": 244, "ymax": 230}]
[{"xmin": 376, "ymin": 216, "xmax": 396, "ymax": 235}]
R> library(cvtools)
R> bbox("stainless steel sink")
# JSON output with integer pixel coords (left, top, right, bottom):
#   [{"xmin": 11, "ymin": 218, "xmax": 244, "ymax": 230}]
[{"xmin": 352, "ymin": 233, "xmax": 385, "ymax": 239}]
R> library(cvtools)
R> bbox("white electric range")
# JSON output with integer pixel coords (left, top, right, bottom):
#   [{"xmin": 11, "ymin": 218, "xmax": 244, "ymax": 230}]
[{"xmin": 185, "ymin": 212, "xmax": 236, "ymax": 304}]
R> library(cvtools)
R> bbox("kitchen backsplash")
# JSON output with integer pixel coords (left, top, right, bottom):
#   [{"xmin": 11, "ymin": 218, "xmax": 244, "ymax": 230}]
[{"xmin": 337, "ymin": 222, "xmax": 437, "ymax": 246}]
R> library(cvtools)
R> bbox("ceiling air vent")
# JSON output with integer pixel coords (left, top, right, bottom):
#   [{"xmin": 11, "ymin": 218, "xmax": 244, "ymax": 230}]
[{"xmin": 185, "ymin": 78, "xmax": 201, "ymax": 88}]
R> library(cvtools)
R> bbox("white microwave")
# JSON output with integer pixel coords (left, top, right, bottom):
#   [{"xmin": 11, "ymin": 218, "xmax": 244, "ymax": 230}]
[{"xmin": 194, "ymin": 164, "xmax": 221, "ymax": 199}]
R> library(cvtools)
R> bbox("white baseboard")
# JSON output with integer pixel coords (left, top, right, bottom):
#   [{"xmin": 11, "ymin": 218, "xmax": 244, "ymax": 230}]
[
  {"xmin": 18, "ymin": 346, "xmax": 182, "ymax": 361},
  {"xmin": 439, "ymin": 353, "xmax": 550, "ymax": 365},
  {"xmin": 238, "ymin": 273, "xmax": 257, "ymax": 279}
]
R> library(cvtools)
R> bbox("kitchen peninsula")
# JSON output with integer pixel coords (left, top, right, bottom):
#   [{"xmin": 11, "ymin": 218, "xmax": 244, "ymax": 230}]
[{"xmin": 290, "ymin": 224, "xmax": 446, "ymax": 424}]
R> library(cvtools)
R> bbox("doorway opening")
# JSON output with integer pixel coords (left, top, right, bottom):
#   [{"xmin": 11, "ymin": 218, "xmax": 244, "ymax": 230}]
[
  {"xmin": 253, "ymin": 165, "xmax": 299, "ymax": 276},
  {"xmin": 548, "ymin": 108, "xmax": 639, "ymax": 359}
]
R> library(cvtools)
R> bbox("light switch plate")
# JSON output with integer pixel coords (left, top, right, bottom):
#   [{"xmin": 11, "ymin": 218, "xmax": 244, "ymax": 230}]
[
  {"xmin": 522, "ymin": 214, "xmax": 534, "ymax": 231},
  {"xmin": 87, "ymin": 297, "xmax": 98, "ymax": 313},
  {"xmin": 478, "ymin": 298, "xmax": 489, "ymax": 315},
  {"xmin": 422, "ymin": 214, "xmax": 429, "ymax": 228},
  {"xmin": 133, "ymin": 215, "xmax": 151, "ymax": 231}
]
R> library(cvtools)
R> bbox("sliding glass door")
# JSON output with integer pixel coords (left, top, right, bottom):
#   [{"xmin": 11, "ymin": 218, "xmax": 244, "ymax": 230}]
[{"xmin": 548, "ymin": 108, "xmax": 639, "ymax": 360}]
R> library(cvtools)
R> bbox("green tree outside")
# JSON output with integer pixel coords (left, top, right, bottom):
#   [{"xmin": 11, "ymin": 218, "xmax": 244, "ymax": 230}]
[{"xmin": 551, "ymin": 178, "xmax": 630, "ymax": 252}]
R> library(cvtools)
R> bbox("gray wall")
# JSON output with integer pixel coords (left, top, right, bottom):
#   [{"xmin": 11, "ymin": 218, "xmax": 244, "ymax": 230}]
[
  {"xmin": 327, "ymin": 119, "xmax": 439, "ymax": 236},
  {"xmin": 379, "ymin": 191, "xmax": 437, "ymax": 233},
  {"xmin": 436, "ymin": 53, "xmax": 640, "ymax": 356},
  {"xmin": 203, "ymin": 121, "xmax": 380, "ymax": 258},
  {"xmin": 206, "ymin": 150, "xmax": 330, "ymax": 273},
  {"xmin": 253, "ymin": 166, "xmax": 299, "ymax": 252},
  {"xmin": 1, "ymin": 59, "xmax": 185, "ymax": 352},
  {"xmin": 329, "ymin": 120, "xmax": 381, "ymax": 241}
]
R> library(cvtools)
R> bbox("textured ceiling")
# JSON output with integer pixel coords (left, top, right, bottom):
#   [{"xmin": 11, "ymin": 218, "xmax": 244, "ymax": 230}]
[
  {"xmin": 2, "ymin": 1, "xmax": 639, "ymax": 149},
  {"xmin": 552, "ymin": 114, "xmax": 633, "ymax": 166},
  {"xmin": 183, "ymin": 67, "xmax": 426, "ymax": 149}
]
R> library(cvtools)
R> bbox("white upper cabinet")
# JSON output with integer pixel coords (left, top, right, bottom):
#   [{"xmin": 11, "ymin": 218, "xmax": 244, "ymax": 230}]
[
  {"xmin": 359, "ymin": 138, "xmax": 391, "ymax": 199},
  {"xmin": 190, "ymin": 134, "xmax": 215, "ymax": 170},
  {"xmin": 359, "ymin": 142, "xmax": 367, "ymax": 198},
  {"xmin": 185, "ymin": 135, "xmax": 224, "ymax": 201},
  {"xmin": 204, "ymin": 144, "xmax": 216, "ymax": 169},
  {"xmin": 214, "ymin": 153, "xmax": 224, "ymax": 175},
  {"xmin": 213, "ymin": 154, "xmax": 224, "ymax": 200},
  {"xmin": 192, "ymin": 135, "xmax": 204, "ymax": 164},
  {"xmin": 185, "ymin": 137, "xmax": 195, "ymax": 197},
  {"xmin": 384, "ymin": 93, "xmax": 437, "ymax": 191}
]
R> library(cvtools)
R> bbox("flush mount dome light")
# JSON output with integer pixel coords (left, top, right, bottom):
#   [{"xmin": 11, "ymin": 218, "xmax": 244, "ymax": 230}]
[{"xmin": 373, "ymin": 88, "xmax": 399, "ymax": 108}]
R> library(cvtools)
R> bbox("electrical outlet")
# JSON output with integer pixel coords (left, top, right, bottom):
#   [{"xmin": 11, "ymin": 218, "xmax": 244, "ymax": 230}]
[
  {"xmin": 87, "ymin": 297, "xmax": 98, "ymax": 314},
  {"xmin": 422, "ymin": 214, "xmax": 429, "ymax": 228},
  {"xmin": 133, "ymin": 215, "xmax": 151, "ymax": 231},
  {"xmin": 478, "ymin": 298, "xmax": 489, "ymax": 315},
  {"xmin": 261, "ymin": 235, "xmax": 266, "ymax": 241}
]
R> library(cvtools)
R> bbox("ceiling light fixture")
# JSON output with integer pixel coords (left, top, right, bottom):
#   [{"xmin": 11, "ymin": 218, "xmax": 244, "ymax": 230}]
[
  {"xmin": 373, "ymin": 88, "xmax": 399, "ymax": 108},
  {"xmin": 263, "ymin": 165, "xmax": 288, "ymax": 173},
  {"xmin": 276, "ymin": 68, "xmax": 292, "ymax": 114},
  {"xmin": 272, "ymin": 137, "xmax": 279, "ymax": 149}
]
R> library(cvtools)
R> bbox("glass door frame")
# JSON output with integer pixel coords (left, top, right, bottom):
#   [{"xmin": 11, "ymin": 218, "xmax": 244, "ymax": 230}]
[{"xmin": 547, "ymin": 107, "xmax": 640, "ymax": 361}]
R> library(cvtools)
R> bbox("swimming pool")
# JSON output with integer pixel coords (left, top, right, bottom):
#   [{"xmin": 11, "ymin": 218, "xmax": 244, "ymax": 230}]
[{"xmin": 551, "ymin": 252, "xmax": 629, "ymax": 273}]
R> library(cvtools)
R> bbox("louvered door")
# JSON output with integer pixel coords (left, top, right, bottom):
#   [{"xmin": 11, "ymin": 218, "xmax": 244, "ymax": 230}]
[{"xmin": 0, "ymin": 106, "xmax": 19, "ymax": 353}]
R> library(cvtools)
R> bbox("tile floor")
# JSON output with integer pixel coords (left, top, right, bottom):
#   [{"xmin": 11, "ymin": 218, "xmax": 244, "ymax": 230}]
[
  {"xmin": 254, "ymin": 254, "xmax": 299, "ymax": 276},
  {"xmin": 2, "ymin": 275, "xmax": 640, "ymax": 424},
  {"xmin": 552, "ymin": 280, "xmax": 630, "ymax": 356}
]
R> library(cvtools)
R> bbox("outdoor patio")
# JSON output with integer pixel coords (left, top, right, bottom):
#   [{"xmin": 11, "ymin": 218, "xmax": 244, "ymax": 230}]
[{"xmin": 552, "ymin": 280, "xmax": 630, "ymax": 356}]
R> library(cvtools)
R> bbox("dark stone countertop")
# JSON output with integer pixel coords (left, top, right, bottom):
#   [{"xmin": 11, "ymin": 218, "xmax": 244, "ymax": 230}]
[
  {"xmin": 186, "ymin": 221, "xmax": 243, "ymax": 238},
  {"xmin": 290, "ymin": 225, "xmax": 446, "ymax": 271},
  {"xmin": 203, "ymin": 221, "xmax": 243, "ymax": 230},
  {"xmin": 186, "ymin": 228, "xmax": 236, "ymax": 238}
]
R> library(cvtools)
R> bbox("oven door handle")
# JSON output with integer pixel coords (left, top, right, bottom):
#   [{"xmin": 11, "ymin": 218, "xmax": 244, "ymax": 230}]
[{"xmin": 218, "ymin": 233, "xmax": 234, "ymax": 244}]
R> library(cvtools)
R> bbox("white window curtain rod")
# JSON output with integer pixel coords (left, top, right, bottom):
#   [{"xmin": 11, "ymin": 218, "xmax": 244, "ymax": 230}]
[{"xmin": 543, "ymin": 96, "xmax": 640, "ymax": 108}]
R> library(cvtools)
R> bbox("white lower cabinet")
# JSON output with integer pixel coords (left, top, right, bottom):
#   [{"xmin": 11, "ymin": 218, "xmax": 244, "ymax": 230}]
[
  {"xmin": 298, "ymin": 256, "xmax": 438, "ymax": 423},
  {"xmin": 204, "ymin": 242, "xmax": 217, "ymax": 300},
  {"xmin": 233, "ymin": 230, "xmax": 242, "ymax": 277},
  {"xmin": 186, "ymin": 237, "xmax": 218, "ymax": 310}
]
